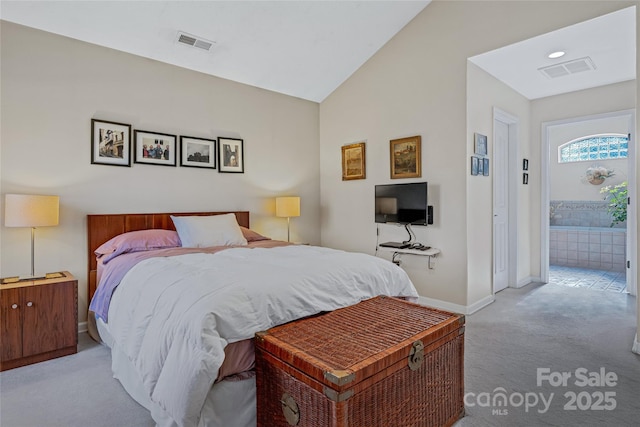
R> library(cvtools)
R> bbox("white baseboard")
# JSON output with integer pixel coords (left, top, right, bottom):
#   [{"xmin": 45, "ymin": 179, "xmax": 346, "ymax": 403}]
[
  {"xmin": 417, "ymin": 294, "xmax": 494, "ymax": 315},
  {"xmin": 78, "ymin": 321, "xmax": 87, "ymax": 334},
  {"xmin": 513, "ymin": 276, "xmax": 541, "ymax": 288},
  {"xmin": 633, "ymin": 333, "xmax": 640, "ymax": 355}
]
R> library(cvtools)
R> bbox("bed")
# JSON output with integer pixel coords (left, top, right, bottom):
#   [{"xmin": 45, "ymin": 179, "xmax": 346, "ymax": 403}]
[{"xmin": 86, "ymin": 211, "xmax": 418, "ymax": 427}]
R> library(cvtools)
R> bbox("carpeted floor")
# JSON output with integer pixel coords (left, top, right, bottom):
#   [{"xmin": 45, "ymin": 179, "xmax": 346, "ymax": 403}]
[
  {"xmin": 0, "ymin": 281, "xmax": 638, "ymax": 427},
  {"xmin": 456, "ymin": 282, "xmax": 639, "ymax": 426}
]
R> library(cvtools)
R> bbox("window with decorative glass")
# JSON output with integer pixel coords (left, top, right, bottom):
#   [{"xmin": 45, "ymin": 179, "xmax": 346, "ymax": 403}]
[{"xmin": 558, "ymin": 134, "xmax": 629, "ymax": 163}]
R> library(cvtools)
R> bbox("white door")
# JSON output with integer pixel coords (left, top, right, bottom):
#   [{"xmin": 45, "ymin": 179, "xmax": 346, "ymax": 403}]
[{"xmin": 493, "ymin": 119, "xmax": 509, "ymax": 293}]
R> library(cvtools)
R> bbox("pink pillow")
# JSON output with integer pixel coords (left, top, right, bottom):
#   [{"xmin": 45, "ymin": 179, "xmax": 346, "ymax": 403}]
[
  {"xmin": 240, "ymin": 226, "xmax": 271, "ymax": 242},
  {"xmin": 95, "ymin": 229, "xmax": 181, "ymax": 263}
]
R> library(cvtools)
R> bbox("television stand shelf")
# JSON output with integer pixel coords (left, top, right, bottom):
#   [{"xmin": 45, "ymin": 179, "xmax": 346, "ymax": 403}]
[{"xmin": 377, "ymin": 246, "xmax": 440, "ymax": 269}]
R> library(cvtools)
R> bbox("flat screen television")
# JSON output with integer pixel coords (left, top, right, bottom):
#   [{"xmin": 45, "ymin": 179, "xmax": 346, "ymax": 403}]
[{"xmin": 375, "ymin": 182, "xmax": 430, "ymax": 225}]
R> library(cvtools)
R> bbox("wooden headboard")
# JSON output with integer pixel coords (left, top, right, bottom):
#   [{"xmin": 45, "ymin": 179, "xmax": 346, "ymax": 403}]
[{"xmin": 87, "ymin": 211, "xmax": 249, "ymax": 301}]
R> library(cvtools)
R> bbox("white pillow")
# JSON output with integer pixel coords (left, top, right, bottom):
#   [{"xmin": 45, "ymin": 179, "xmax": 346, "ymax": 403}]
[{"xmin": 171, "ymin": 214, "xmax": 248, "ymax": 248}]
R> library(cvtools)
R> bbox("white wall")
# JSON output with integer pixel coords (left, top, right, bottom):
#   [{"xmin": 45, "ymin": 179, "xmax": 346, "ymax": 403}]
[
  {"xmin": 467, "ymin": 62, "xmax": 531, "ymax": 303},
  {"xmin": 635, "ymin": 3, "xmax": 640, "ymax": 354},
  {"xmin": 319, "ymin": 0, "xmax": 635, "ymax": 311},
  {"xmin": 0, "ymin": 22, "xmax": 320, "ymax": 322},
  {"xmin": 549, "ymin": 116, "xmax": 630, "ymax": 201}
]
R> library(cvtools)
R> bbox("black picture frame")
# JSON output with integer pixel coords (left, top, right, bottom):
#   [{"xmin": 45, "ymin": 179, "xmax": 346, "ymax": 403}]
[
  {"xmin": 523, "ymin": 173, "xmax": 529, "ymax": 185},
  {"xmin": 523, "ymin": 158, "xmax": 529, "ymax": 171},
  {"xmin": 180, "ymin": 136, "xmax": 216, "ymax": 169},
  {"xmin": 134, "ymin": 130, "xmax": 177, "ymax": 167},
  {"xmin": 218, "ymin": 137, "xmax": 244, "ymax": 173},
  {"xmin": 91, "ymin": 119, "xmax": 131, "ymax": 167},
  {"xmin": 471, "ymin": 156, "xmax": 479, "ymax": 176}
]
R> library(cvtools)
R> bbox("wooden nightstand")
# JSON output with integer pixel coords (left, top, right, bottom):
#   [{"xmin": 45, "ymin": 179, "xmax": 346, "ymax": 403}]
[{"xmin": 0, "ymin": 271, "xmax": 77, "ymax": 371}]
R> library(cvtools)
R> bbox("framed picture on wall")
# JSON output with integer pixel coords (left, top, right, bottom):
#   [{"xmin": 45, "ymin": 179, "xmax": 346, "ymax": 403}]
[
  {"xmin": 390, "ymin": 135, "xmax": 421, "ymax": 179},
  {"xmin": 218, "ymin": 137, "xmax": 244, "ymax": 173},
  {"xmin": 483, "ymin": 158, "xmax": 490, "ymax": 176},
  {"xmin": 471, "ymin": 156, "xmax": 479, "ymax": 176},
  {"xmin": 180, "ymin": 136, "xmax": 216, "ymax": 169},
  {"xmin": 341, "ymin": 142, "xmax": 366, "ymax": 180},
  {"xmin": 91, "ymin": 119, "xmax": 132, "ymax": 167},
  {"xmin": 134, "ymin": 130, "xmax": 177, "ymax": 166},
  {"xmin": 474, "ymin": 133, "xmax": 488, "ymax": 156}
]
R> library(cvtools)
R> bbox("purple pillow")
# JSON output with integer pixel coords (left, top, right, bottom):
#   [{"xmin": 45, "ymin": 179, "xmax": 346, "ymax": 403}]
[
  {"xmin": 240, "ymin": 226, "xmax": 271, "ymax": 242},
  {"xmin": 95, "ymin": 229, "xmax": 181, "ymax": 263}
]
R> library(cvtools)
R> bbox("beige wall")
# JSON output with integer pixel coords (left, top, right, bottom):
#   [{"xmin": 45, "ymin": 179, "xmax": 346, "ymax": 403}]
[
  {"xmin": 319, "ymin": 1, "xmax": 635, "ymax": 311},
  {"xmin": 549, "ymin": 115, "xmax": 630, "ymax": 201},
  {"xmin": 636, "ymin": 2, "xmax": 640, "ymax": 354},
  {"xmin": 466, "ymin": 62, "xmax": 531, "ymax": 302},
  {"xmin": 0, "ymin": 22, "xmax": 321, "ymax": 322}
]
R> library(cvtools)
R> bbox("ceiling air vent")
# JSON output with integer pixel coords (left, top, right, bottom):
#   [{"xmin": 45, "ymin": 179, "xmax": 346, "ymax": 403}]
[
  {"xmin": 538, "ymin": 57, "xmax": 596, "ymax": 79},
  {"xmin": 176, "ymin": 31, "xmax": 215, "ymax": 52}
]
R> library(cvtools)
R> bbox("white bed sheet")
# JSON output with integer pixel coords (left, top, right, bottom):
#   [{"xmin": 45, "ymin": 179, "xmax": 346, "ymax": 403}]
[
  {"xmin": 97, "ymin": 317, "xmax": 257, "ymax": 427},
  {"xmin": 102, "ymin": 244, "xmax": 417, "ymax": 426}
]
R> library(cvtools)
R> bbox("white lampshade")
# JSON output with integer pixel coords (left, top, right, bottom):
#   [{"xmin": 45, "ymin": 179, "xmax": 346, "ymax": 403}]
[
  {"xmin": 276, "ymin": 196, "xmax": 300, "ymax": 218},
  {"xmin": 5, "ymin": 194, "xmax": 59, "ymax": 227}
]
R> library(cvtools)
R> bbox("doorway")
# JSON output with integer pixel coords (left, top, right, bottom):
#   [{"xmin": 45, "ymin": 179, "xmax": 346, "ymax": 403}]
[{"xmin": 541, "ymin": 110, "xmax": 636, "ymax": 296}]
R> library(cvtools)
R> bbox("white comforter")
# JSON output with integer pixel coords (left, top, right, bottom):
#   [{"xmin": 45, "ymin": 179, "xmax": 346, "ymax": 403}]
[{"xmin": 108, "ymin": 245, "xmax": 418, "ymax": 427}]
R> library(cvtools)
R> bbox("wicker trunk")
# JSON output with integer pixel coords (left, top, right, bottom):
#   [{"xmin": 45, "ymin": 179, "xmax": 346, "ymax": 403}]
[{"xmin": 255, "ymin": 296, "xmax": 465, "ymax": 427}]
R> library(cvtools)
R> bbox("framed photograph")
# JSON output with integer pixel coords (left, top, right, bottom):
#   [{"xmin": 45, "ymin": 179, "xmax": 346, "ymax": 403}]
[
  {"xmin": 91, "ymin": 119, "xmax": 131, "ymax": 167},
  {"xmin": 474, "ymin": 133, "xmax": 487, "ymax": 156},
  {"xmin": 180, "ymin": 136, "xmax": 216, "ymax": 169},
  {"xmin": 134, "ymin": 130, "xmax": 177, "ymax": 166},
  {"xmin": 390, "ymin": 135, "xmax": 421, "ymax": 179},
  {"xmin": 523, "ymin": 173, "xmax": 529, "ymax": 185},
  {"xmin": 218, "ymin": 137, "xmax": 244, "ymax": 173},
  {"xmin": 477, "ymin": 156, "xmax": 484, "ymax": 175},
  {"xmin": 523, "ymin": 158, "xmax": 529, "ymax": 171},
  {"xmin": 341, "ymin": 142, "xmax": 366, "ymax": 180},
  {"xmin": 483, "ymin": 158, "xmax": 490, "ymax": 176},
  {"xmin": 471, "ymin": 156, "xmax": 479, "ymax": 176}
]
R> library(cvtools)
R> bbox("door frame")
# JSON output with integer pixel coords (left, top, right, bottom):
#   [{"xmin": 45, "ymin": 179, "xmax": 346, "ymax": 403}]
[
  {"xmin": 540, "ymin": 109, "xmax": 636, "ymax": 296},
  {"xmin": 493, "ymin": 107, "xmax": 519, "ymax": 290}
]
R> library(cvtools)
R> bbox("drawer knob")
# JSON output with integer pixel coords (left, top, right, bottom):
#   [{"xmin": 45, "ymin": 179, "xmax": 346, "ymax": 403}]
[
  {"xmin": 11, "ymin": 303, "xmax": 18, "ymax": 309},
  {"xmin": 26, "ymin": 301, "xmax": 33, "ymax": 307}
]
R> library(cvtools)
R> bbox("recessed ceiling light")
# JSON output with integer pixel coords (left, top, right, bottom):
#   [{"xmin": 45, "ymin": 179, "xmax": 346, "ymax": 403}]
[{"xmin": 548, "ymin": 51, "xmax": 566, "ymax": 59}]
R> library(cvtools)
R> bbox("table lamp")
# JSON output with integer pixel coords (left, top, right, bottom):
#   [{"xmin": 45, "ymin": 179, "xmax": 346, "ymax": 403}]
[
  {"xmin": 4, "ymin": 194, "xmax": 59, "ymax": 279},
  {"xmin": 275, "ymin": 196, "xmax": 300, "ymax": 242}
]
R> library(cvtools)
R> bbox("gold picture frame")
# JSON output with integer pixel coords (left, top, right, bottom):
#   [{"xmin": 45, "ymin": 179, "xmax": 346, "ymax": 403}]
[
  {"xmin": 341, "ymin": 142, "xmax": 366, "ymax": 180},
  {"xmin": 390, "ymin": 135, "xmax": 421, "ymax": 179}
]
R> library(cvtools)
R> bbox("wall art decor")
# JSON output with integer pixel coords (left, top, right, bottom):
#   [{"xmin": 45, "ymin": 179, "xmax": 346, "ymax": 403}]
[
  {"xmin": 91, "ymin": 119, "xmax": 131, "ymax": 167},
  {"xmin": 523, "ymin": 173, "xmax": 529, "ymax": 185},
  {"xmin": 341, "ymin": 142, "xmax": 366, "ymax": 180},
  {"xmin": 483, "ymin": 158, "xmax": 490, "ymax": 176},
  {"xmin": 523, "ymin": 158, "xmax": 529, "ymax": 171},
  {"xmin": 390, "ymin": 135, "xmax": 421, "ymax": 179},
  {"xmin": 474, "ymin": 133, "xmax": 487, "ymax": 156},
  {"xmin": 134, "ymin": 130, "xmax": 177, "ymax": 166},
  {"xmin": 180, "ymin": 136, "xmax": 216, "ymax": 169},
  {"xmin": 471, "ymin": 156, "xmax": 479, "ymax": 176},
  {"xmin": 218, "ymin": 137, "xmax": 244, "ymax": 173}
]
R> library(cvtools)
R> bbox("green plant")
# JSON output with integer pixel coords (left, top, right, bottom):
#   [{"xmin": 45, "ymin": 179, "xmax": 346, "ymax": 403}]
[{"xmin": 600, "ymin": 181, "xmax": 627, "ymax": 227}]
